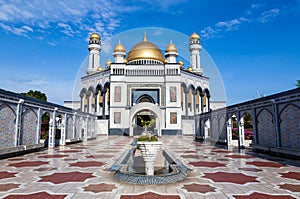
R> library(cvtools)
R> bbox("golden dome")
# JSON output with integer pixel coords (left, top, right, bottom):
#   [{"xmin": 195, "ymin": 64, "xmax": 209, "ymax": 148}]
[
  {"xmin": 165, "ymin": 41, "xmax": 177, "ymax": 53},
  {"xmin": 114, "ymin": 41, "xmax": 126, "ymax": 53},
  {"xmin": 178, "ymin": 60, "xmax": 184, "ymax": 67},
  {"xmin": 105, "ymin": 60, "xmax": 112, "ymax": 68},
  {"xmin": 90, "ymin": 32, "xmax": 101, "ymax": 40},
  {"xmin": 187, "ymin": 67, "xmax": 193, "ymax": 72},
  {"xmin": 124, "ymin": 59, "xmax": 128, "ymax": 64},
  {"xmin": 97, "ymin": 67, "xmax": 103, "ymax": 72},
  {"xmin": 190, "ymin": 32, "xmax": 200, "ymax": 40},
  {"xmin": 127, "ymin": 34, "xmax": 164, "ymax": 63}
]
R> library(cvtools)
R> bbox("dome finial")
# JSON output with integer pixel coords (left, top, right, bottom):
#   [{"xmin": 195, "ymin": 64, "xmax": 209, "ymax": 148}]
[{"xmin": 143, "ymin": 32, "xmax": 147, "ymax": 41}]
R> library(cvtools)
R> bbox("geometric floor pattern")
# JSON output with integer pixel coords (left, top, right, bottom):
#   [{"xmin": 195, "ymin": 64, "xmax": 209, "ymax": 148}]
[{"xmin": 1, "ymin": 136, "xmax": 300, "ymax": 198}]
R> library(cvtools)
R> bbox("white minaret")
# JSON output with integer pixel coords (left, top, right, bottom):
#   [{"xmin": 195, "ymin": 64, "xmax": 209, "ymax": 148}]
[
  {"xmin": 189, "ymin": 32, "xmax": 203, "ymax": 75},
  {"xmin": 165, "ymin": 40, "xmax": 178, "ymax": 63},
  {"xmin": 87, "ymin": 32, "xmax": 101, "ymax": 75},
  {"xmin": 113, "ymin": 40, "xmax": 126, "ymax": 63}
]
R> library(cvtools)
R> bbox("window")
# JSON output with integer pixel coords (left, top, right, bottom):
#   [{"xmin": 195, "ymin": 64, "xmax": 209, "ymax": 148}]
[
  {"xmin": 114, "ymin": 112, "xmax": 121, "ymax": 124},
  {"xmin": 170, "ymin": 112, "xmax": 177, "ymax": 124},
  {"xmin": 114, "ymin": 86, "xmax": 121, "ymax": 102},
  {"xmin": 170, "ymin": 87, "xmax": 177, "ymax": 102}
]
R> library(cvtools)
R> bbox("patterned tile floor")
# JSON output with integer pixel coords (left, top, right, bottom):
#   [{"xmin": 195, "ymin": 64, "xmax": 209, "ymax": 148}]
[{"xmin": 1, "ymin": 136, "xmax": 300, "ymax": 198}]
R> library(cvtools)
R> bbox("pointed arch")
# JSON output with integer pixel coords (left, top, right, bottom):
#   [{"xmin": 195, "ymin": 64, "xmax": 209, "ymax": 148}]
[
  {"xmin": 21, "ymin": 108, "xmax": 38, "ymax": 145},
  {"xmin": 79, "ymin": 88, "xmax": 87, "ymax": 98},
  {"xmin": 0, "ymin": 103, "xmax": 16, "ymax": 149},
  {"xmin": 279, "ymin": 103, "xmax": 300, "ymax": 149},
  {"xmin": 256, "ymin": 108, "xmax": 275, "ymax": 147}
]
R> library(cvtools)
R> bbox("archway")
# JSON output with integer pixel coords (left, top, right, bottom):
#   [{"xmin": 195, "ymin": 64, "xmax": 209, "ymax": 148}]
[
  {"xmin": 134, "ymin": 110, "xmax": 156, "ymax": 135},
  {"xmin": 129, "ymin": 102, "xmax": 162, "ymax": 137}
]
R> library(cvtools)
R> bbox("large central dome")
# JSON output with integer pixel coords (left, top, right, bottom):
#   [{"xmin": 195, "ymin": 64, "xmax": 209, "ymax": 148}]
[{"xmin": 127, "ymin": 34, "xmax": 164, "ymax": 63}]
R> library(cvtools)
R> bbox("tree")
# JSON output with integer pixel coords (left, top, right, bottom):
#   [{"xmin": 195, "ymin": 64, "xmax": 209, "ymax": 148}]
[
  {"xmin": 296, "ymin": 80, "xmax": 300, "ymax": 88},
  {"xmin": 20, "ymin": 90, "xmax": 47, "ymax": 101}
]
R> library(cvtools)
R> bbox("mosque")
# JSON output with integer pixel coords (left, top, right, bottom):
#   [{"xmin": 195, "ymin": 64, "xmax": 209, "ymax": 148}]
[{"xmin": 75, "ymin": 32, "xmax": 222, "ymax": 136}]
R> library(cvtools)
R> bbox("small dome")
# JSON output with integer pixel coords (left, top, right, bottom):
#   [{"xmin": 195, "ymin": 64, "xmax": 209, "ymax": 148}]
[
  {"xmin": 178, "ymin": 60, "xmax": 184, "ymax": 68},
  {"xmin": 187, "ymin": 67, "xmax": 193, "ymax": 72},
  {"xmin": 165, "ymin": 41, "xmax": 177, "ymax": 53},
  {"xmin": 97, "ymin": 67, "xmax": 103, "ymax": 72},
  {"xmin": 189, "ymin": 32, "xmax": 200, "ymax": 40},
  {"xmin": 90, "ymin": 32, "xmax": 101, "ymax": 40},
  {"xmin": 124, "ymin": 59, "xmax": 128, "ymax": 64},
  {"xmin": 106, "ymin": 60, "xmax": 112, "ymax": 68},
  {"xmin": 127, "ymin": 34, "xmax": 164, "ymax": 63},
  {"xmin": 114, "ymin": 42, "xmax": 126, "ymax": 53}
]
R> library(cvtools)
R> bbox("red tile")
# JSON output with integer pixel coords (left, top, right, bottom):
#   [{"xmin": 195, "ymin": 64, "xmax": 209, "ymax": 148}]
[
  {"xmin": 233, "ymin": 192, "xmax": 295, "ymax": 199},
  {"xmin": 182, "ymin": 183, "xmax": 216, "ymax": 193},
  {"xmin": 189, "ymin": 161, "xmax": 226, "ymax": 168},
  {"xmin": 203, "ymin": 172, "xmax": 258, "ymax": 184},
  {"xmin": 86, "ymin": 155, "xmax": 114, "ymax": 159},
  {"xmin": 34, "ymin": 167, "xmax": 57, "ymax": 172},
  {"xmin": 120, "ymin": 196, "xmax": 133, "ymax": 199},
  {"xmin": 0, "ymin": 183, "xmax": 19, "ymax": 192},
  {"xmin": 246, "ymin": 161, "xmax": 285, "ymax": 168},
  {"xmin": 38, "ymin": 154, "xmax": 69, "ymax": 158},
  {"xmin": 120, "ymin": 192, "xmax": 180, "ymax": 199},
  {"xmin": 58, "ymin": 150, "xmax": 82, "ymax": 153},
  {"xmin": 181, "ymin": 155, "xmax": 199, "ymax": 159},
  {"xmin": 83, "ymin": 183, "xmax": 116, "ymax": 193},
  {"xmin": 39, "ymin": 171, "xmax": 94, "ymax": 184},
  {"xmin": 280, "ymin": 172, "xmax": 300, "ymax": 181},
  {"xmin": 9, "ymin": 161, "xmax": 49, "ymax": 167},
  {"xmin": 69, "ymin": 161, "xmax": 104, "ymax": 167},
  {"xmin": 184, "ymin": 150, "xmax": 197, "ymax": 153},
  {"xmin": 280, "ymin": 184, "xmax": 300, "ymax": 192},
  {"xmin": 225, "ymin": 155, "xmax": 254, "ymax": 159},
  {"xmin": 0, "ymin": 171, "xmax": 17, "ymax": 180},
  {"xmin": 238, "ymin": 168, "xmax": 262, "ymax": 172},
  {"xmin": 4, "ymin": 191, "xmax": 67, "ymax": 199},
  {"xmin": 211, "ymin": 149, "xmax": 231, "ymax": 153}
]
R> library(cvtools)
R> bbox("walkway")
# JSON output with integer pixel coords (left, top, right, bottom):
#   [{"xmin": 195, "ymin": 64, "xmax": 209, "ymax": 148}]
[{"xmin": 1, "ymin": 136, "xmax": 300, "ymax": 198}]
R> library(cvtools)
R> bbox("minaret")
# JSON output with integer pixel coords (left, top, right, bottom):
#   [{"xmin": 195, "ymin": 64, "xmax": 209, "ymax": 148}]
[
  {"xmin": 87, "ymin": 32, "xmax": 101, "ymax": 75},
  {"xmin": 113, "ymin": 40, "xmax": 126, "ymax": 63},
  {"xmin": 165, "ymin": 40, "xmax": 178, "ymax": 63},
  {"xmin": 189, "ymin": 32, "xmax": 203, "ymax": 75}
]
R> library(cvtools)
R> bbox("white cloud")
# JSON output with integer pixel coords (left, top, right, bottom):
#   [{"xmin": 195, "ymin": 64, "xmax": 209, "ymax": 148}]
[
  {"xmin": 0, "ymin": 0, "xmax": 188, "ymax": 42},
  {"xmin": 8, "ymin": 75, "xmax": 48, "ymax": 87},
  {"xmin": 258, "ymin": 8, "xmax": 280, "ymax": 23},
  {"xmin": 0, "ymin": 23, "xmax": 33, "ymax": 37},
  {"xmin": 58, "ymin": 23, "xmax": 75, "ymax": 36},
  {"xmin": 201, "ymin": 3, "xmax": 284, "ymax": 40}
]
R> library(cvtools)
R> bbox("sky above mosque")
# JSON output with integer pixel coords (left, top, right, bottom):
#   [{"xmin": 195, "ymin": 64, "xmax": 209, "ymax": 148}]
[{"xmin": 0, "ymin": 0, "xmax": 299, "ymax": 105}]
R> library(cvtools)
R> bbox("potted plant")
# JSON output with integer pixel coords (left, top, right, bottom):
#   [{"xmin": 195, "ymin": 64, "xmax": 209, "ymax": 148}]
[{"xmin": 136, "ymin": 116, "xmax": 162, "ymax": 175}]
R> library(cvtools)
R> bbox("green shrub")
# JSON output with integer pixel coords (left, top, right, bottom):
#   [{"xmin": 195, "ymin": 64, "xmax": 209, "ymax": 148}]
[{"xmin": 137, "ymin": 135, "xmax": 158, "ymax": 142}]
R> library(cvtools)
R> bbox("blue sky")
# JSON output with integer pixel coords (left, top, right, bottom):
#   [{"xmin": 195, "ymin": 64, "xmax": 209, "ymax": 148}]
[{"xmin": 0, "ymin": 0, "xmax": 299, "ymax": 105}]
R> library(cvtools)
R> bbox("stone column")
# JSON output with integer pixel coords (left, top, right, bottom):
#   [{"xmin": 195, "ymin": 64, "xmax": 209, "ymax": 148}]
[
  {"xmin": 226, "ymin": 118, "xmax": 232, "ymax": 146},
  {"xmin": 36, "ymin": 108, "xmax": 41, "ymax": 144},
  {"xmin": 102, "ymin": 92, "xmax": 106, "ymax": 119},
  {"xmin": 60, "ymin": 113, "xmax": 67, "ymax": 146},
  {"xmin": 72, "ymin": 112, "xmax": 77, "ymax": 139},
  {"xmin": 14, "ymin": 99, "xmax": 24, "ymax": 147},
  {"xmin": 238, "ymin": 116, "xmax": 245, "ymax": 149},
  {"xmin": 48, "ymin": 107, "xmax": 58, "ymax": 148}
]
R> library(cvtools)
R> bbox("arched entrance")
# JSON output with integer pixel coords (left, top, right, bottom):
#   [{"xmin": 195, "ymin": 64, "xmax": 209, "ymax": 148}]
[{"xmin": 129, "ymin": 102, "xmax": 162, "ymax": 137}]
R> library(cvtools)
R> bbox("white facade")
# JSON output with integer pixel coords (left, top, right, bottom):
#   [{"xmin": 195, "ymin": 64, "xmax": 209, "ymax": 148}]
[{"xmin": 79, "ymin": 32, "xmax": 212, "ymax": 136}]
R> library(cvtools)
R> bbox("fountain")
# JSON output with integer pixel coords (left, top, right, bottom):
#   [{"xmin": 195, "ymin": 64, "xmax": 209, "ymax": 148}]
[{"xmin": 109, "ymin": 138, "xmax": 190, "ymax": 184}]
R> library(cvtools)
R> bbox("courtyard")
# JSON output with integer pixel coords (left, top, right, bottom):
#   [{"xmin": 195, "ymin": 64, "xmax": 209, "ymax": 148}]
[{"xmin": 0, "ymin": 135, "xmax": 300, "ymax": 199}]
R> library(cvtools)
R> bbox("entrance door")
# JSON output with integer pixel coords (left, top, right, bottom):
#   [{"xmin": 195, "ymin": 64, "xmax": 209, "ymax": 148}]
[{"xmin": 133, "ymin": 111, "xmax": 156, "ymax": 135}]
